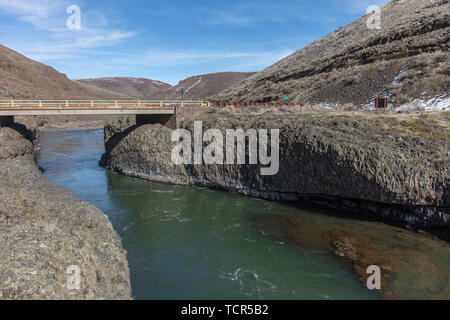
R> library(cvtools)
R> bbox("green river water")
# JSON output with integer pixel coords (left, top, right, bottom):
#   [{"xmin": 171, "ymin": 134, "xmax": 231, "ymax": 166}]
[{"xmin": 36, "ymin": 129, "xmax": 449, "ymax": 300}]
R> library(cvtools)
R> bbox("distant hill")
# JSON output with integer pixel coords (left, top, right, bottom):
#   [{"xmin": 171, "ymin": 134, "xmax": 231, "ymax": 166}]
[
  {"xmin": 213, "ymin": 0, "xmax": 449, "ymax": 108},
  {"xmin": 77, "ymin": 77, "xmax": 172, "ymax": 100},
  {"xmin": 151, "ymin": 72, "xmax": 256, "ymax": 100},
  {"xmin": 81, "ymin": 72, "xmax": 256, "ymax": 101}
]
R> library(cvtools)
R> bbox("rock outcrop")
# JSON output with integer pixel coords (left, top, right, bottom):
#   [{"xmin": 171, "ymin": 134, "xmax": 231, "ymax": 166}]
[
  {"xmin": 0, "ymin": 126, "xmax": 131, "ymax": 299},
  {"xmin": 101, "ymin": 112, "xmax": 449, "ymax": 239}
]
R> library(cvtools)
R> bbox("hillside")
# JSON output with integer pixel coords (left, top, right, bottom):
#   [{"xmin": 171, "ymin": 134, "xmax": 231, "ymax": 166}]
[
  {"xmin": 151, "ymin": 72, "xmax": 256, "ymax": 100},
  {"xmin": 213, "ymin": 0, "xmax": 449, "ymax": 109},
  {"xmin": 77, "ymin": 77, "xmax": 171, "ymax": 100},
  {"xmin": 82, "ymin": 72, "xmax": 256, "ymax": 101},
  {"xmin": 0, "ymin": 44, "xmax": 127, "ymax": 100}
]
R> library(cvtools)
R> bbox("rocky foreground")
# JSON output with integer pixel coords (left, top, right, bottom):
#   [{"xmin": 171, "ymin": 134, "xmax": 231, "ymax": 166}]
[
  {"xmin": 101, "ymin": 111, "xmax": 449, "ymax": 239},
  {"xmin": 0, "ymin": 125, "xmax": 131, "ymax": 299}
]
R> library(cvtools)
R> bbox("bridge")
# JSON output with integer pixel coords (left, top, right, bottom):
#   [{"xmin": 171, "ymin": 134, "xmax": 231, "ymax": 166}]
[{"xmin": 0, "ymin": 100, "xmax": 207, "ymax": 127}]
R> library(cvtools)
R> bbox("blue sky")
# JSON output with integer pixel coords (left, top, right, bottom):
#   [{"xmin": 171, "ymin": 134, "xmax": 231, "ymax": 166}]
[{"xmin": 0, "ymin": 0, "xmax": 388, "ymax": 85}]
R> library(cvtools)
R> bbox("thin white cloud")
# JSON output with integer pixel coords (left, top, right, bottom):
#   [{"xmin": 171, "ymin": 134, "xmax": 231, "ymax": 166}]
[
  {"xmin": 197, "ymin": 0, "xmax": 340, "ymax": 27},
  {"xmin": 0, "ymin": 0, "xmax": 68, "ymax": 31},
  {"xmin": 196, "ymin": 0, "xmax": 310, "ymax": 26},
  {"xmin": 200, "ymin": 9, "xmax": 255, "ymax": 26},
  {"xmin": 17, "ymin": 30, "xmax": 137, "ymax": 61},
  {"xmin": 0, "ymin": 0, "xmax": 136, "ymax": 59},
  {"xmin": 108, "ymin": 48, "xmax": 295, "ymax": 68}
]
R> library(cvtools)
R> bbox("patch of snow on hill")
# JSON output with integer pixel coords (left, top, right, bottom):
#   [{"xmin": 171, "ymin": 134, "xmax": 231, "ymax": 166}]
[
  {"xmin": 395, "ymin": 95, "xmax": 450, "ymax": 112},
  {"xmin": 185, "ymin": 77, "xmax": 202, "ymax": 93},
  {"xmin": 153, "ymin": 80, "xmax": 169, "ymax": 87}
]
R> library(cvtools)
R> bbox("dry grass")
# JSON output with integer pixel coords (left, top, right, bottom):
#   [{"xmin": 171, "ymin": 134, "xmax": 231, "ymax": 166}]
[
  {"xmin": 178, "ymin": 104, "xmax": 450, "ymax": 141},
  {"xmin": 368, "ymin": 112, "xmax": 450, "ymax": 141}
]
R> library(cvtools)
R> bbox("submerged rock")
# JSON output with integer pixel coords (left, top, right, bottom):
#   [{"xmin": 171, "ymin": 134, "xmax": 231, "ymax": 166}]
[{"xmin": 250, "ymin": 212, "xmax": 450, "ymax": 300}]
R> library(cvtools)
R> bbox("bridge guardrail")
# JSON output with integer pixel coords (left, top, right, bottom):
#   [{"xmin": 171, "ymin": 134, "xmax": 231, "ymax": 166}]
[{"xmin": 0, "ymin": 100, "xmax": 209, "ymax": 109}]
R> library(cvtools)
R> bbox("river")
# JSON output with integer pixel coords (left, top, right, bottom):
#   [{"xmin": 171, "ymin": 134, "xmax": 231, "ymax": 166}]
[{"xmin": 36, "ymin": 128, "xmax": 449, "ymax": 300}]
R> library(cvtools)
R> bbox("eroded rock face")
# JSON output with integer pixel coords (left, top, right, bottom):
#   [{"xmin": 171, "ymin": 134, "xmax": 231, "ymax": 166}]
[
  {"xmin": 101, "ymin": 113, "xmax": 449, "ymax": 238},
  {"xmin": 0, "ymin": 126, "xmax": 132, "ymax": 300}
]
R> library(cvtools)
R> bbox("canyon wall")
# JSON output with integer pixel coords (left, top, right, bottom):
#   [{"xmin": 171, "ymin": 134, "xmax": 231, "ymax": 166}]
[{"xmin": 101, "ymin": 113, "xmax": 449, "ymax": 239}]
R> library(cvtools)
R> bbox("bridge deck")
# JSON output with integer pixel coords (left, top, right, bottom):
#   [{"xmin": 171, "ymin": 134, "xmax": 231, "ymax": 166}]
[{"xmin": 0, "ymin": 100, "xmax": 205, "ymax": 116}]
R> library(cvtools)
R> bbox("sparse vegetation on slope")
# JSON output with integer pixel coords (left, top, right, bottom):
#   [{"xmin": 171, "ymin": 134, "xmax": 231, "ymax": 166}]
[{"xmin": 213, "ymin": 0, "xmax": 449, "ymax": 109}]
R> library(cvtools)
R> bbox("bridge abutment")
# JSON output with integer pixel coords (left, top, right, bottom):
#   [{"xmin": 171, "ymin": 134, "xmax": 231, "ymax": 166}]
[
  {"xmin": 136, "ymin": 107, "xmax": 177, "ymax": 129},
  {"xmin": 0, "ymin": 116, "xmax": 14, "ymax": 127}
]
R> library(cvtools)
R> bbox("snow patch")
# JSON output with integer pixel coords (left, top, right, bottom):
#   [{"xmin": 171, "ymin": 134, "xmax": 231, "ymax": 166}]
[
  {"xmin": 395, "ymin": 95, "xmax": 450, "ymax": 112},
  {"xmin": 185, "ymin": 77, "xmax": 202, "ymax": 93}
]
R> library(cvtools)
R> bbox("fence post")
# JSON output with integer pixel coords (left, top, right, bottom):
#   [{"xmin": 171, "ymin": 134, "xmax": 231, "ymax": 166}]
[
  {"xmin": 39, "ymin": 100, "xmax": 42, "ymax": 107},
  {"xmin": 91, "ymin": 100, "xmax": 94, "ymax": 107},
  {"xmin": 11, "ymin": 100, "xmax": 14, "ymax": 107}
]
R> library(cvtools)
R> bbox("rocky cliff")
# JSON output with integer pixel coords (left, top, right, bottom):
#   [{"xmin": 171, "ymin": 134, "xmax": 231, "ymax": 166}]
[
  {"xmin": 101, "ymin": 112, "xmax": 449, "ymax": 239},
  {"xmin": 213, "ymin": 0, "xmax": 449, "ymax": 109},
  {"xmin": 0, "ymin": 125, "xmax": 132, "ymax": 299}
]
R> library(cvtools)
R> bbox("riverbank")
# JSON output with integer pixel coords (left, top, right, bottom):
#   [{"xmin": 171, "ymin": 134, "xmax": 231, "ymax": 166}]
[
  {"xmin": 0, "ymin": 124, "xmax": 131, "ymax": 299},
  {"xmin": 101, "ymin": 110, "xmax": 449, "ymax": 239}
]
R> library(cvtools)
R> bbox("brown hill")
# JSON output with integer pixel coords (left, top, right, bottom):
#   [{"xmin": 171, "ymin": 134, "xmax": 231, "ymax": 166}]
[
  {"xmin": 77, "ymin": 77, "xmax": 172, "ymax": 100},
  {"xmin": 213, "ymin": 0, "xmax": 449, "ymax": 108},
  {"xmin": 0, "ymin": 44, "xmax": 126, "ymax": 100},
  {"xmin": 153, "ymin": 72, "xmax": 256, "ymax": 100},
  {"xmin": 81, "ymin": 72, "xmax": 256, "ymax": 101}
]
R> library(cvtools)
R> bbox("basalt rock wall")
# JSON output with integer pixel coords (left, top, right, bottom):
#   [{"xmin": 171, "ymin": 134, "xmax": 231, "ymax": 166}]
[{"xmin": 101, "ymin": 113, "xmax": 449, "ymax": 238}]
